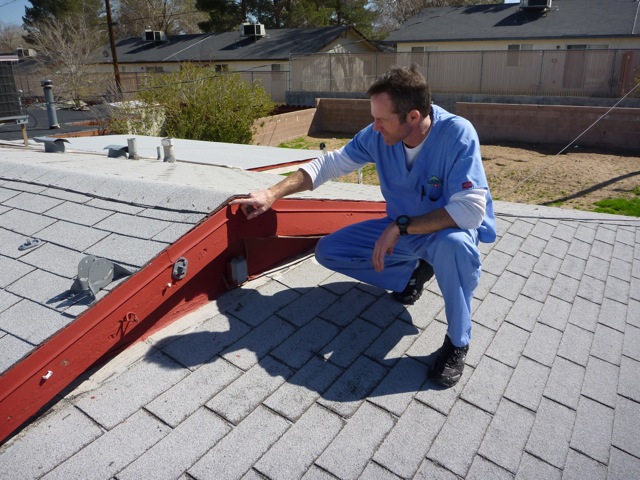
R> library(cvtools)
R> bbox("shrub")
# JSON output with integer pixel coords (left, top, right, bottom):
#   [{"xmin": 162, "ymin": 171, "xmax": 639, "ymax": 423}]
[{"xmin": 109, "ymin": 64, "xmax": 274, "ymax": 144}]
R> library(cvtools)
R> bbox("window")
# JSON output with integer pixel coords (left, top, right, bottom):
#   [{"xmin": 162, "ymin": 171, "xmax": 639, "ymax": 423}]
[
  {"xmin": 215, "ymin": 64, "xmax": 229, "ymax": 72},
  {"xmin": 271, "ymin": 64, "xmax": 281, "ymax": 72}
]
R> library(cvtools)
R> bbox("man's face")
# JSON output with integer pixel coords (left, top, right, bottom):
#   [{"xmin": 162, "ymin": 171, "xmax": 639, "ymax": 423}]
[{"xmin": 370, "ymin": 92, "xmax": 411, "ymax": 146}]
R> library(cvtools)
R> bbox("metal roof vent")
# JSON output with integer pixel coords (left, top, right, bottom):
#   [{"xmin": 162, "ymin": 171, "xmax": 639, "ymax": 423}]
[
  {"xmin": 240, "ymin": 22, "xmax": 266, "ymax": 38},
  {"xmin": 520, "ymin": 0, "xmax": 552, "ymax": 11}
]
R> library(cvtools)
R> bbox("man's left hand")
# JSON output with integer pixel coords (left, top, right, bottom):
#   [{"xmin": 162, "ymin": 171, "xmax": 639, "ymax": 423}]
[{"xmin": 372, "ymin": 222, "xmax": 400, "ymax": 272}]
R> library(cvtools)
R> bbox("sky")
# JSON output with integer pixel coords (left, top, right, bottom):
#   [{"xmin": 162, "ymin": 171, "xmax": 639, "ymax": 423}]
[{"xmin": 0, "ymin": 0, "xmax": 30, "ymax": 26}]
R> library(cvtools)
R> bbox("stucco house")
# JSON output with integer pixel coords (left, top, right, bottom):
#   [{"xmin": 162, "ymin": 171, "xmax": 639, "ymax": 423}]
[
  {"xmin": 385, "ymin": 0, "xmax": 640, "ymax": 53},
  {"xmin": 93, "ymin": 25, "xmax": 380, "ymax": 102}
]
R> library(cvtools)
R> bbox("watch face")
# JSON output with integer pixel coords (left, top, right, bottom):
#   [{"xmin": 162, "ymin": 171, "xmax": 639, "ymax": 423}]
[{"xmin": 397, "ymin": 215, "xmax": 409, "ymax": 226}]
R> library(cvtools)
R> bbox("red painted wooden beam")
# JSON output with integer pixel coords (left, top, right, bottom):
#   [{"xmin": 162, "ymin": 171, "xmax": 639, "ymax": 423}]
[{"xmin": 0, "ymin": 198, "xmax": 386, "ymax": 444}]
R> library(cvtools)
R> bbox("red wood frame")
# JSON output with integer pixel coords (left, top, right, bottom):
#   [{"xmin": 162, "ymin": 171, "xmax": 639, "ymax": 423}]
[{"xmin": 0, "ymin": 198, "xmax": 385, "ymax": 443}]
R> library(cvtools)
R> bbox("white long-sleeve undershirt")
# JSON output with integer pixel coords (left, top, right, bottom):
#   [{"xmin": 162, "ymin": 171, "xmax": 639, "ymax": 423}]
[{"xmin": 300, "ymin": 148, "xmax": 487, "ymax": 230}]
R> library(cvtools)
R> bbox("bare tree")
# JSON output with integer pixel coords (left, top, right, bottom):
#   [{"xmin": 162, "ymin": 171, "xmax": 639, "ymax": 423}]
[
  {"xmin": 27, "ymin": 15, "xmax": 111, "ymax": 107},
  {"xmin": 114, "ymin": 0, "xmax": 208, "ymax": 36},
  {"xmin": 0, "ymin": 22, "xmax": 26, "ymax": 53}
]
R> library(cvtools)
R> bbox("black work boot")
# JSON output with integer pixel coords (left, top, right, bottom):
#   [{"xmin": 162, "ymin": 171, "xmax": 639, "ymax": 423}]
[
  {"xmin": 392, "ymin": 259, "xmax": 434, "ymax": 304},
  {"xmin": 429, "ymin": 335, "xmax": 469, "ymax": 387}
]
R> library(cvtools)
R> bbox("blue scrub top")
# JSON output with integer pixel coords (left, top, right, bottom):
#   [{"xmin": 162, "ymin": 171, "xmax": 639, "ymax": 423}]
[{"xmin": 343, "ymin": 105, "xmax": 497, "ymax": 243}]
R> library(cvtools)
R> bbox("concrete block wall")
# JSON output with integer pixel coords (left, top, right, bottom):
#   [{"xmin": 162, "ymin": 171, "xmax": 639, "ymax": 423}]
[
  {"xmin": 456, "ymin": 103, "xmax": 640, "ymax": 153},
  {"xmin": 309, "ymin": 99, "xmax": 372, "ymax": 136},
  {"xmin": 252, "ymin": 108, "xmax": 317, "ymax": 147}
]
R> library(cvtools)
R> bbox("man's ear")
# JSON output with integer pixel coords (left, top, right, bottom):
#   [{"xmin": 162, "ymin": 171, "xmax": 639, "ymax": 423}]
[{"xmin": 408, "ymin": 109, "xmax": 421, "ymax": 124}]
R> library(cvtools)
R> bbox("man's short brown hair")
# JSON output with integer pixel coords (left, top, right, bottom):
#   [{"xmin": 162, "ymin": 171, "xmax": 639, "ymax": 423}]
[{"xmin": 366, "ymin": 64, "xmax": 432, "ymax": 122}]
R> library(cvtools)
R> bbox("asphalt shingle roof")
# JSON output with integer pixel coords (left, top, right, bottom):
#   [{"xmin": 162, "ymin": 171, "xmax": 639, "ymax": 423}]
[
  {"xmin": 1, "ymin": 140, "xmax": 639, "ymax": 479},
  {"xmin": 101, "ymin": 26, "xmax": 376, "ymax": 64},
  {"xmin": 385, "ymin": 0, "xmax": 640, "ymax": 43}
]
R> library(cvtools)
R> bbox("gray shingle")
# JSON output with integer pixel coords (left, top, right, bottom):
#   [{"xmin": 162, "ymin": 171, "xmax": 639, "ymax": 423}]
[
  {"xmin": 145, "ymin": 357, "xmax": 242, "ymax": 427},
  {"xmin": 507, "ymin": 251, "xmax": 537, "ymax": 277},
  {"xmin": 525, "ymin": 398, "xmax": 576, "ymax": 469},
  {"xmin": 557, "ymin": 323, "xmax": 593, "ymax": 366},
  {"xmin": 0, "ymin": 208, "xmax": 56, "ymax": 236},
  {"xmin": 320, "ymin": 287, "xmax": 377, "ymax": 327},
  {"xmin": 478, "ymin": 399, "xmax": 535, "ymax": 473},
  {"xmin": 414, "ymin": 460, "xmax": 459, "ymax": 480},
  {"xmin": 523, "ymin": 322, "xmax": 562, "ymax": 367},
  {"xmin": 585, "ymin": 255, "xmax": 609, "ymax": 281},
  {"xmin": 72, "ymin": 349, "xmax": 189, "ymax": 429},
  {"xmin": 520, "ymin": 235, "xmax": 547, "ymax": 258},
  {"xmin": 157, "ymin": 314, "xmax": 249, "ymax": 370},
  {"xmin": 608, "ymin": 447, "xmax": 640, "ymax": 480},
  {"xmin": 485, "ymin": 322, "xmax": 530, "ymax": 368},
  {"xmin": 591, "ymin": 323, "xmax": 624, "ymax": 365},
  {"xmin": 276, "ymin": 258, "xmax": 334, "ymax": 292},
  {"xmin": 598, "ymin": 298, "xmax": 627, "ymax": 332},
  {"xmin": 116, "ymin": 408, "xmax": 231, "ymax": 480},
  {"xmin": 581, "ymin": 355, "xmax": 619, "ymax": 408},
  {"xmin": 42, "ymin": 410, "xmax": 171, "ymax": 480},
  {"xmin": 221, "ymin": 315, "xmax": 296, "ymax": 370},
  {"xmin": 368, "ymin": 356, "xmax": 427, "ymax": 416},
  {"xmin": 364, "ymin": 293, "xmax": 412, "ymax": 329},
  {"xmin": 427, "ymin": 401, "xmax": 492, "ymax": 477},
  {"xmin": 315, "ymin": 402, "xmax": 395, "ymax": 480},
  {"xmin": 533, "ymin": 252, "xmax": 563, "ymax": 279},
  {"xmin": 504, "ymin": 356, "xmax": 550, "ymax": 412},
  {"xmin": 618, "ymin": 356, "xmax": 640, "ymax": 403},
  {"xmin": 271, "ymin": 317, "xmax": 340, "ymax": 370},
  {"xmin": 0, "ymin": 299, "xmax": 71, "ymax": 345},
  {"xmin": 151, "ymin": 221, "xmax": 196, "ymax": 243},
  {"xmin": 227, "ymin": 279, "xmax": 300, "ymax": 327},
  {"xmin": 548, "ymin": 274, "xmax": 580, "ymax": 301},
  {"xmin": 461, "ymin": 355, "xmax": 513, "ymax": 413},
  {"xmin": 85, "ymin": 197, "xmax": 144, "ymax": 215},
  {"xmin": 521, "ymin": 272, "xmax": 554, "ymax": 303},
  {"xmin": 506, "ymin": 295, "xmax": 544, "ymax": 332},
  {"xmin": 20, "ymin": 242, "xmax": 84, "ymax": 279},
  {"xmin": 559, "ymin": 254, "xmax": 587, "ymax": 280},
  {"xmin": 206, "ymin": 356, "xmax": 293, "ymax": 424},
  {"xmin": 567, "ymin": 239, "xmax": 592, "ymax": 260},
  {"xmin": 0, "ymin": 333, "xmax": 36, "ymax": 372},
  {"xmin": 570, "ymin": 396, "xmax": 614, "ymax": 465},
  {"xmin": 473, "ymin": 292, "xmax": 513, "ymax": 331},
  {"xmin": 0, "ymin": 400, "xmax": 103, "ymax": 479},
  {"xmin": 466, "ymin": 456, "xmax": 514, "ymax": 480},
  {"xmin": 623, "ymin": 324, "xmax": 640, "ymax": 360},
  {"xmin": 604, "ymin": 276, "xmax": 630, "ymax": 306},
  {"xmin": 516, "ymin": 455, "xmax": 561, "ymax": 480},
  {"xmin": 609, "ymin": 256, "xmax": 632, "ymax": 282},
  {"xmin": 0, "ymin": 255, "xmax": 34, "ymax": 288},
  {"xmin": 543, "ymin": 356, "xmax": 585, "ymax": 409},
  {"xmin": 254, "ymin": 404, "xmax": 343, "ymax": 480},
  {"xmin": 591, "ymin": 239, "xmax": 614, "ymax": 262},
  {"xmin": 481, "ymin": 248, "xmax": 512, "ymax": 276},
  {"xmin": 277, "ymin": 287, "xmax": 339, "ymax": 328},
  {"xmin": 45, "ymin": 201, "xmax": 114, "ymax": 226},
  {"xmin": 85, "ymin": 233, "xmax": 167, "ymax": 267},
  {"xmin": 562, "ymin": 449, "xmax": 607, "ymax": 480},
  {"xmin": 365, "ymin": 318, "xmax": 421, "ymax": 367},
  {"xmin": 530, "ymin": 220, "xmax": 557, "ymax": 241},
  {"xmin": 553, "ymin": 223, "xmax": 577, "ymax": 243},
  {"xmin": 495, "ymin": 232, "xmax": 525, "ymax": 256},
  {"xmin": 568, "ymin": 296, "xmax": 600, "ymax": 332},
  {"xmin": 263, "ymin": 356, "xmax": 343, "ymax": 421},
  {"xmin": 319, "ymin": 355, "xmax": 388, "ymax": 418},
  {"xmin": 188, "ymin": 406, "xmax": 290, "ymax": 480},
  {"xmin": 415, "ymin": 365, "xmax": 475, "ymax": 415},
  {"xmin": 93, "ymin": 212, "xmax": 173, "ymax": 240},
  {"xmin": 5, "ymin": 268, "xmax": 72, "ymax": 306},
  {"xmin": 373, "ymin": 401, "xmax": 445, "ymax": 478},
  {"xmin": 543, "ymin": 237, "xmax": 570, "ymax": 260},
  {"xmin": 538, "ymin": 295, "xmax": 572, "ymax": 331},
  {"xmin": 3, "ymin": 191, "xmax": 64, "ymax": 213},
  {"xmin": 320, "ymin": 318, "xmax": 382, "ymax": 368},
  {"xmin": 491, "ymin": 271, "xmax": 527, "ymax": 302},
  {"xmin": 35, "ymin": 220, "xmax": 110, "ymax": 251}
]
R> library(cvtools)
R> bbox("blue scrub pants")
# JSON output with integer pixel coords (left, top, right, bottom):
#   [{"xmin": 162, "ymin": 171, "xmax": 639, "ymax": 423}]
[{"xmin": 315, "ymin": 217, "xmax": 481, "ymax": 348}]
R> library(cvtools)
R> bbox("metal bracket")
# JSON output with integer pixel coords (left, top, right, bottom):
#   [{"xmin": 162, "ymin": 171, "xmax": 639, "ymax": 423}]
[
  {"xmin": 18, "ymin": 238, "xmax": 42, "ymax": 251},
  {"xmin": 70, "ymin": 255, "xmax": 132, "ymax": 298},
  {"xmin": 172, "ymin": 257, "xmax": 188, "ymax": 280}
]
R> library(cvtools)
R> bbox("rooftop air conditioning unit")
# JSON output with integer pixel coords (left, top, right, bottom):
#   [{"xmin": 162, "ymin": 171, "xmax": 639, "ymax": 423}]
[
  {"xmin": 143, "ymin": 30, "xmax": 167, "ymax": 42},
  {"xmin": 240, "ymin": 23, "xmax": 266, "ymax": 37},
  {"xmin": 520, "ymin": 0, "xmax": 552, "ymax": 10}
]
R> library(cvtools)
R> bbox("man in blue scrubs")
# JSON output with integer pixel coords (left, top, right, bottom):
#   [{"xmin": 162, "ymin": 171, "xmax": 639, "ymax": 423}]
[{"xmin": 232, "ymin": 65, "xmax": 496, "ymax": 387}]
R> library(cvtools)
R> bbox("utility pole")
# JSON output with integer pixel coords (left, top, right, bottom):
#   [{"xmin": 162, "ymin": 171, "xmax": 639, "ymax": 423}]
[{"xmin": 105, "ymin": 0, "xmax": 122, "ymax": 95}]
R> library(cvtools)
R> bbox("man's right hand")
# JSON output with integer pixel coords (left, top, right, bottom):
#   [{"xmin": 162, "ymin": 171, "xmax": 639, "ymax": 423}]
[{"xmin": 230, "ymin": 190, "xmax": 276, "ymax": 220}]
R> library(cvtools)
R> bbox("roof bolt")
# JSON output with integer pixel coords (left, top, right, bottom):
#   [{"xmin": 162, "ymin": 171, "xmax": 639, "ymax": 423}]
[{"xmin": 42, "ymin": 370, "xmax": 53, "ymax": 381}]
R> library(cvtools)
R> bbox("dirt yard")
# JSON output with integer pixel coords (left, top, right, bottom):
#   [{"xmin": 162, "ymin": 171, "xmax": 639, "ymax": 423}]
[{"xmin": 308, "ymin": 136, "xmax": 640, "ymax": 212}]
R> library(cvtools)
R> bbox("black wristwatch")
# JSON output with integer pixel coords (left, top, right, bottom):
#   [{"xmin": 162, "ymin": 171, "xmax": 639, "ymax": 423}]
[{"xmin": 396, "ymin": 215, "xmax": 411, "ymax": 236}]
